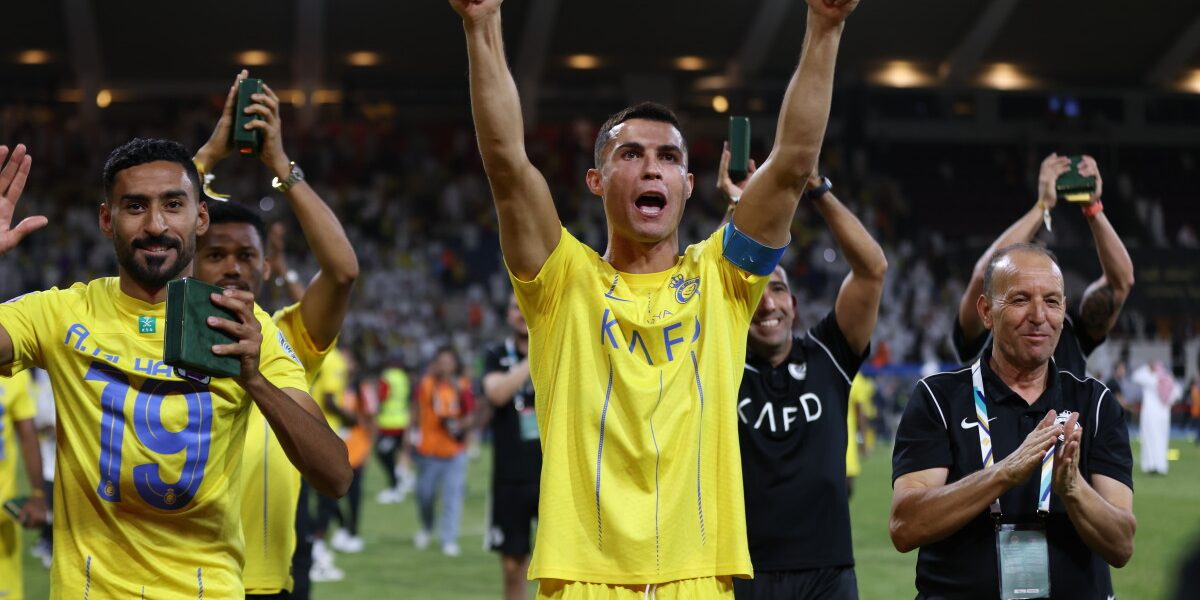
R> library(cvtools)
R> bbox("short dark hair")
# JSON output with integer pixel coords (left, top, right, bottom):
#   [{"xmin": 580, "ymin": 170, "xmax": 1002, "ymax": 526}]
[
  {"xmin": 102, "ymin": 138, "xmax": 202, "ymax": 199},
  {"xmin": 983, "ymin": 243, "xmax": 1060, "ymax": 298},
  {"xmin": 205, "ymin": 200, "xmax": 268, "ymax": 248},
  {"xmin": 593, "ymin": 101, "xmax": 686, "ymax": 167}
]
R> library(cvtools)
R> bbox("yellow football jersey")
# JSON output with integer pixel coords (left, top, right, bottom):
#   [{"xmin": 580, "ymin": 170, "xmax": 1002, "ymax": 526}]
[
  {"xmin": 241, "ymin": 302, "xmax": 335, "ymax": 594},
  {"xmin": 1, "ymin": 370, "xmax": 35, "ymax": 600},
  {"xmin": 311, "ymin": 349, "xmax": 349, "ymax": 432},
  {"xmin": 0, "ymin": 277, "xmax": 309, "ymax": 599},
  {"xmin": 513, "ymin": 227, "xmax": 767, "ymax": 584}
]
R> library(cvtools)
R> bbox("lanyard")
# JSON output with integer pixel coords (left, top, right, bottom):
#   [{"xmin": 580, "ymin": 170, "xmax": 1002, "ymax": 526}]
[
  {"xmin": 971, "ymin": 359, "xmax": 1055, "ymax": 519},
  {"xmin": 506, "ymin": 338, "xmax": 527, "ymax": 412}
]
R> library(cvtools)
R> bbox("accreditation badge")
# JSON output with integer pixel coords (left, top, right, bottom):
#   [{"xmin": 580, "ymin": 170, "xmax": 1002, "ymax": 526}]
[
  {"xmin": 996, "ymin": 523, "xmax": 1051, "ymax": 599},
  {"xmin": 518, "ymin": 406, "xmax": 540, "ymax": 441}
]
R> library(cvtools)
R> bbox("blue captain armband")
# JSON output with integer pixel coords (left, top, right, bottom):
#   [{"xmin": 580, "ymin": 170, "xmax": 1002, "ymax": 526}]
[{"xmin": 721, "ymin": 221, "xmax": 787, "ymax": 276}]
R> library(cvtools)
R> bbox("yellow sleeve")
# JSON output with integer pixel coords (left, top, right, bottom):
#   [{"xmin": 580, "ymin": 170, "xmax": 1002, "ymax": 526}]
[
  {"xmin": 697, "ymin": 226, "xmax": 770, "ymax": 324},
  {"xmin": 0, "ymin": 290, "xmax": 53, "ymax": 376},
  {"xmin": 272, "ymin": 302, "xmax": 336, "ymax": 376},
  {"xmin": 7, "ymin": 370, "xmax": 35, "ymax": 421},
  {"xmin": 507, "ymin": 226, "xmax": 586, "ymax": 332},
  {"xmin": 256, "ymin": 307, "xmax": 311, "ymax": 393}
]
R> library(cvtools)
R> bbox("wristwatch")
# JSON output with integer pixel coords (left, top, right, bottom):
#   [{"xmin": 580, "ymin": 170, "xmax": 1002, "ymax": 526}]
[
  {"xmin": 805, "ymin": 176, "xmax": 832, "ymax": 200},
  {"xmin": 271, "ymin": 162, "xmax": 305, "ymax": 192}
]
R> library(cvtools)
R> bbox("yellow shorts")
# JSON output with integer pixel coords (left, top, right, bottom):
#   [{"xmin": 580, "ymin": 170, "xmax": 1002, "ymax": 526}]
[
  {"xmin": 0, "ymin": 518, "xmax": 23, "ymax": 600},
  {"xmin": 537, "ymin": 576, "xmax": 733, "ymax": 599}
]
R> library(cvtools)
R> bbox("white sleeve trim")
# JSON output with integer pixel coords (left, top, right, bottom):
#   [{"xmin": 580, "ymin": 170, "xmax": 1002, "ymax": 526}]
[
  {"xmin": 918, "ymin": 378, "xmax": 948, "ymax": 430},
  {"xmin": 807, "ymin": 331, "xmax": 853, "ymax": 387}
]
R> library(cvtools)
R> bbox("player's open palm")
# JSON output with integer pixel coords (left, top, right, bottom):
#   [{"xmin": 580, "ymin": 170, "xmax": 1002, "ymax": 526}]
[
  {"xmin": 0, "ymin": 144, "xmax": 47, "ymax": 257},
  {"xmin": 997, "ymin": 410, "xmax": 1060, "ymax": 486},
  {"xmin": 449, "ymin": 0, "xmax": 502, "ymax": 23}
]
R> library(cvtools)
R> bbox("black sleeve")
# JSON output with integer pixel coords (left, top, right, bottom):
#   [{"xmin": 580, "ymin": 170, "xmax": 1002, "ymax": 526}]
[
  {"xmin": 1086, "ymin": 383, "xmax": 1134, "ymax": 491},
  {"xmin": 1067, "ymin": 306, "xmax": 1105, "ymax": 358},
  {"xmin": 808, "ymin": 310, "xmax": 868, "ymax": 388},
  {"xmin": 892, "ymin": 379, "xmax": 954, "ymax": 484},
  {"xmin": 951, "ymin": 318, "xmax": 988, "ymax": 365}
]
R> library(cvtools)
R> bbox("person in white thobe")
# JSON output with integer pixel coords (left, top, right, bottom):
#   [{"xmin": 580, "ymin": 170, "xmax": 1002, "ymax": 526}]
[{"xmin": 1132, "ymin": 361, "xmax": 1180, "ymax": 474}]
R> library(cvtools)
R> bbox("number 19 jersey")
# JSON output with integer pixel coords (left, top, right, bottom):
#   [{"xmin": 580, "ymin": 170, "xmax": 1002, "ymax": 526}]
[{"xmin": 0, "ymin": 278, "xmax": 309, "ymax": 599}]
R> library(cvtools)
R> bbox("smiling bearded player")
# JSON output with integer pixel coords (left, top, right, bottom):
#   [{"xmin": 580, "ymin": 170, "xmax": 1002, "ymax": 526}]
[
  {"xmin": 449, "ymin": 0, "xmax": 862, "ymax": 597},
  {"xmin": 0, "ymin": 139, "xmax": 350, "ymax": 598}
]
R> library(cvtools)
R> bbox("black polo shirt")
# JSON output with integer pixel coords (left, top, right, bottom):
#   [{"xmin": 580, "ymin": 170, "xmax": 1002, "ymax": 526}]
[
  {"xmin": 483, "ymin": 339, "xmax": 542, "ymax": 484},
  {"xmin": 952, "ymin": 308, "xmax": 1103, "ymax": 377},
  {"xmin": 893, "ymin": 346, "xmax": 1133, "ymax": 600},
  {"xmin": 738, "ymin": 311, "xmax": 866, "ymax": 571}
]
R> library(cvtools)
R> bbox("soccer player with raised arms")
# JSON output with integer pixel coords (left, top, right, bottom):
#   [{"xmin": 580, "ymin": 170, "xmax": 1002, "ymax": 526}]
[
  {"xmin": 0, "ymin": 139, "xmax": 352, "ymax": 598},
  {"xmin": 449, "ymin": 0, "xmax": 861, "ymax": 596}
]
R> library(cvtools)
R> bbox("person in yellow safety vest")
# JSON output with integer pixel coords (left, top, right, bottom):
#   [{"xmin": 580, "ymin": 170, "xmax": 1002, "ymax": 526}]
[{"xmin": 376, "ymin": 355, "xmax": 413, "ymax": 504}]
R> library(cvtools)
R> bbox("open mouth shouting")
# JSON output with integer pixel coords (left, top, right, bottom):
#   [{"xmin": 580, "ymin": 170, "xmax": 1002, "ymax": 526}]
[{"xmin": 634, "ymin": 190, "xmax": 667, "ymax": 218}]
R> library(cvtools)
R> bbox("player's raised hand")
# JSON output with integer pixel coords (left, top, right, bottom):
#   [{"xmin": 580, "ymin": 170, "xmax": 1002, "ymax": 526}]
[
  {"xmin": 1037, "ymin": 153, "xmax": 1072, "ymax": 210},
  {"xmin": 1076, "ymin": 155, "xmax": 1104, "ymax": 204},
  {"xmin": 208, "ymin": 288, "xmax": 265, "ymax": 385},
  {"xmin": 717, "ymin": 141, "xmax": 757, "ymax": 202},
  {"xmin": 195, "ymin": 70, "xmax": 249, "ymax": 170},
  {"xmin": 0, "ymin": 144, "xmax": 47, "ymax": 257},
  {"xmin": 448, "ymin": 0, "xmax": 503, "ymax": 24},
  {"xmin": 807, "ymin": 0, "xmax": 861, "ymax": 25},
  {"xmin": 244, "ymin": 82, "xmax": 292, "ymax": 181}
]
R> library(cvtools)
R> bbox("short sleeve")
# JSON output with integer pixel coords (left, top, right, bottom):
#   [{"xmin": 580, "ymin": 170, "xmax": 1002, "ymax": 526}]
[
  {"xmin": 0, "ymin": 291, "xmax": 52, "ymax": 376},
  {"xmin": 808, "ymin": 310, "xmax": 868, "ymax": 387},
  {"xmin": 892, "ymin": 379, "xmax": 953, "ymax": 484},
  {"xmin": 698, "ymin": 226, "xmax": 769, "ymax": 323},
  {"xmin": 951, "ymin": 318, "xmax": 988, "ymax": 365},
  {"xmin": 1086, "ymin": 386, "xmax": 1134, "ymax": 491},
  {"xmin": 256, "ymin": 308, "xmax": 310, "ymax": 394},
  {"xmin": 507, "ymin": 227, "xmax": 585, "ymax": 332},
  {"xmin": 272, "ymin": 302, "xmax": 336, "ymax": 377},
  {"xmin": 8, "ymin": 371, "xmax": 35, "ymax": 421}
]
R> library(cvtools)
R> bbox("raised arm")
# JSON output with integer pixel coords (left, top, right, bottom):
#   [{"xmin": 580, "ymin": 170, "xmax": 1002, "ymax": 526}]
[
  {"xmin": 890, "ymin": 411, "xmax": 1060, "ymax": 552},
  {"xmin": 811, "ymin": 175, "xmax": 887, "ymax": 353},
  {"xmin": 733, "ymin": 0, "xmax": 858, "ymax": 247},
  {"xmin": 0, "ymin": 144, "xmax": 48, "ymax": 368},
  {"xmin": 1074, "ymin": 156, "xmax": 1134, "ymax": 345},
  {"xmin": 193, "ymin": 72, "xmax": 359, "ymax": 349},
  {"xmin": 957, "ymin": 153, "xmax": 1068, "ymax": 342},
  {"xmin": 450, "ymin": 0, "xmax": 560, "ymax": 280}
]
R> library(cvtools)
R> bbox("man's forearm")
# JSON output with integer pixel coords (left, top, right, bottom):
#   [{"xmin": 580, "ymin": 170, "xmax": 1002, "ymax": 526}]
[
  {"xmin": 284, "ymin": 181, "xmax": 359, "ymax": 288},
  {"xmin": 768, "ymin": 16, "xmax": 843, "ymax": 190},
  {"xmin": 482, "ymin": 363, "xmax": 531, "ymax": 407},
  {"xmin": 465, "ymin": 14, "xmax": 528, "ymax": 178},
  {"xmin": 1063, "ymin": 479, "xmax": 1136, "ymax": 567},
  {"xmin": 16, "ymin": 419, "xmax": 44, "ymax": 492},
  {"xmin": 1086, "ymin": 211, "xmax": 1134, "ymax": 298},
  {"xmin": 890, "ymin": 467, "xmax": 1011, "ymax": 552},
  {"xmin": 245, "ymin": 376, "xmax": 351, "ymax": 497},
  {"xmin": 815, "ymin": 191, "xmax": 886, "ymax": 280}
]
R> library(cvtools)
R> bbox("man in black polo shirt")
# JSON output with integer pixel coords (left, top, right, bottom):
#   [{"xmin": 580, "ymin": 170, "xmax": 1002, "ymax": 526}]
[
  {"xmin": 733, "ymin": 171, "xmax": 887, "ymax": 599},
  {"xmin": 952, "ymin": 154, "xmax": 1134, "ymax": 376},
  {"xmin": 481, "ymin": 295, "xmax": 541, "ymax": 600},
  {"xmin": 892, "ymin": 243, "xmax": 1136, "ymax": 600}
]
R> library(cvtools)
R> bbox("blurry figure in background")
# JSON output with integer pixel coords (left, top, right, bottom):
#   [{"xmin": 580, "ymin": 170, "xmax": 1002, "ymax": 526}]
[
  {"xmin": 0, "ymin": 370, "xmax": 48, "ymax": 600},
  {"xmin": 1190, "ymin": 375, "xmax": 1200, "ymax": 444},
  {"xmin": 331, "ymin": 350, "xmax": 376, "ymax": 555},
  {"xmin": 1131, "ymin": 360, "xmax": 1180, "ymax": 475},
  {"xmin": 308, "ymin": 347, "xmax": 354, "ymax": 582},
  {"xmin": 413, "ymin": 346, "xmax": 476, "ymax": 557},
  {"xmin": 846, "ymin": 372, "xmax": 875, "ymax": 498},
  {"xmin": 481, "ymin": 295, "xmax": 541, "ymax": 600},
  {"xmin": 376, "ymin": 353, "xmax": 414, "ymax": 504},
  {"xmin": 30, "ymin": 368, "xmax": 54, "ymax": 569}
]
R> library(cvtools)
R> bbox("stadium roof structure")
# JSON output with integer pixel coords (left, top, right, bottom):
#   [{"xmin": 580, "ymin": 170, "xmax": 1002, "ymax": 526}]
[{"xmin": 4, "ymin": 0, "xmax": 1200, "ymax": 119}]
